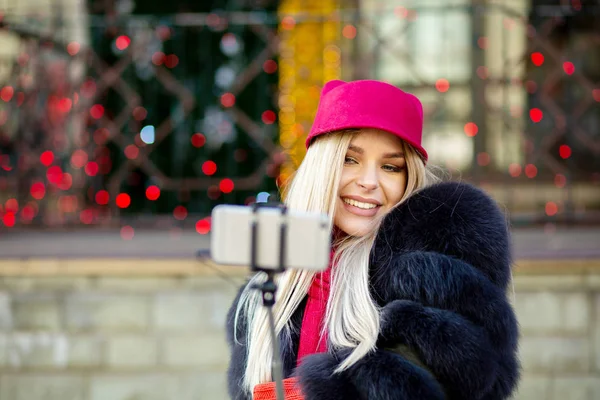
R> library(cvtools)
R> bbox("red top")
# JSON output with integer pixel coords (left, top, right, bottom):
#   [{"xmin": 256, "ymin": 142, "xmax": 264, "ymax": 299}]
[{"xmin": 296, "ymin": 264, "xmax": 332, "ymax": 364}]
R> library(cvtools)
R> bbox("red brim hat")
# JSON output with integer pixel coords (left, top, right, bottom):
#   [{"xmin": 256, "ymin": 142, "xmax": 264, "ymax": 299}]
[{"xmin": 305, "ymin": 80, "xmax": 428, "ymax": 161}]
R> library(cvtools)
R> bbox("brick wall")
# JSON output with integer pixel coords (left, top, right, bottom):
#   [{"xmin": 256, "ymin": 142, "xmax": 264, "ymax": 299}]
[
  {"xmin": 1, "ymin": 261, "xmax": 600, "ymax": 399},
  {"xmin": 0, "ymin": 274, "xmax": 242, "ymax": 400},
  {"xmin": 512, "ymin": 270, "xmax": 600, "ymax": 399}
]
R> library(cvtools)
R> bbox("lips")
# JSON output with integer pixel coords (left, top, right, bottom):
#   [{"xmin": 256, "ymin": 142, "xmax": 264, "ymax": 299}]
[{"xmin": 341, "ymin": 196, "xmax": 381, "ymax": 217}]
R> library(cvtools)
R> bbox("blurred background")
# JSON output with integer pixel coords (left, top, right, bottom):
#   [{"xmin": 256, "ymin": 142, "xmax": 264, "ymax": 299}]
[{"xmin": 0, "ymin": 0, "xmax": 599, "ymax": 398}]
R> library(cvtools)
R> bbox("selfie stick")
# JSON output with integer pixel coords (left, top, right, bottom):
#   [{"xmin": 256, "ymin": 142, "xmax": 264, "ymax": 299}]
[{"xmin": 249, "ymin": 202, "xmax": 287, "ymax": 400}]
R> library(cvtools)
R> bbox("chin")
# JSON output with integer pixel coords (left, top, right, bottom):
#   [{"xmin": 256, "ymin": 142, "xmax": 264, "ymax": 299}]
[{"xmin": 336, "ymin": 213, "xmax": 377, "ymax": 237}]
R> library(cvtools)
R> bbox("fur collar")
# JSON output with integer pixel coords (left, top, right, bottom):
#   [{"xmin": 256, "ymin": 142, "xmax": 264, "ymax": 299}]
[{"xmin": 371, "ymin": 181, "xmax": 512, "ymax": 292}]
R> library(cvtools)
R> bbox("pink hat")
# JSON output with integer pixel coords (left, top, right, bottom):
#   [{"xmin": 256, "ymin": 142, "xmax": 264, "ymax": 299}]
[{"xmin": 306, "ymin": 79, "xmax": 428, "ymax": 161}]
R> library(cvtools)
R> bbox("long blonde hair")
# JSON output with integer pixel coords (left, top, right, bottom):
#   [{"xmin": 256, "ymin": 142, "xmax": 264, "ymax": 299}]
[{"xmin": 235, "ymin": 130, "xmax": 438, "ymax": 394}]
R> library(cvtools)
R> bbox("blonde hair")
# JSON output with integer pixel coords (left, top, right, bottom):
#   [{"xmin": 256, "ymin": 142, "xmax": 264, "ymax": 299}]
[{"xmin": 235, "ymin": 130, "xmax": 438, "ymax": 395}]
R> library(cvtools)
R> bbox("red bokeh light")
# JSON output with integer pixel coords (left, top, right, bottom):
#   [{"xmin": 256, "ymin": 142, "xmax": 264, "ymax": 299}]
[
  {"xmin": 57, "ymin": 97, "xmax": 72, "ymax": 113},
  {"xmin": 0, "ymin": 155, "xmax": 10, "ymax": 171},
  {"xmin": 156, "ymin": 25, "xmax": 171, "ymax": 41},
  {"xmin": 173, "ymin": 205, "xmax": 188, "ymax": 220},
  {"xmin": 90, "ymin": 104, "xmax": 105, "ymax": 119},
  {"xmin": 263, "ymin": 60, "xmax": 278, "ymax": 74},
  {"xmin": 196, "ymin": 218, "xmax": 211, "ymax": 234},
  {"xmin": 120, "ymin": 225, "xmax": 135, "ymax": 240},
  {"xmin": 435, "ymin": 79, "xmax": 450, "ymax": 93},
  {"xmin": 71, "ymin": 149, "xmax": 88, "ymax": 169},
  {"xmin": 152, "ymin": 52, "xmax": 165, "ymax": 65},
  {"xmin": 545, "ymin": 202, "xmax": 558, "ymax": 216},
  {"xmin": 94, "ymin": 128, "xmax": 110, "ymax": 145},
  {"xmin": 46, "ymin": 165, "xmax": 63, "ymax": 184},
  {"xmin": 115, "ymin": 35, "xmax": 131, "ymax": 51},
  {"xmin": 281, "ymin": 16, "xmax": 296, "ymax": 30},
  {"xmin": 476, "ymin": 66, "xmax": 488, "ymax": 80},
  {"xmin": 477, "ymin": 36, "xmax": 488, "ymax": 49},
  {"xmin": 5, "ymin": 198, "xmax": 18, "ymax": 213},
  {"xmin": 116, "ymin": 193, "xmax": 131, "ymax": 209},
  {"xmin": 262, "ymin": 110, "xmax": 277, "ymax": 124},
  {"xmin": 165, "ymin": 54, "xmax": 179, "ymax": 68},
  {"xmin": 563, "ymin": 61, "xmax": 575, "ymax": 75},
  {"xmin": 525, "ymin": 164, "xmax": 538, "ymax": 178},
  {"xmin": 30, "ymin": 182, "xmax": 46, "ymax": 200},
  {"xmin": 133, "ymin": 106, "xmax": 148, "ymax": 121},
  {"xmin": 58, "ymin": 173, "xmax": 73, "ymax": 191},
  {"xmin": 559, "ymin": 144, "xmax": 572, "ymax": 159},
  {"xmin": 146, "ymin": 185, "xmax": 161, "ymax": 201},
  {"xmin": 2, "ymin": 212, "xmax": 15, "ymax": 227},
  {"xmin": 80, "ymin": 209, "xmax": 94, "ymax": 224},
  {"xmin": 58, "ymin": 196, "xmax": 78, "ymax": 213},
  {"xmin": 67, "ymin": 42, "xmax": 80, "ymax": 56},
  {"xmin": 21, "ymin": 204, "xmax": 36, "ymax": 222},
  {"xmin": 202, "ymin": 160, "xmax": 217, "ymax": 176},
  {"xmin": 477, "ymin": 152, "xmax": 491, "ymax": 166},
  {"xmin": 95, "ymin": 190, "xmax": 109, "ymax": 205},
  {"xmin": 593, "ymin": 89, "xmax": 600, "ymax": 102},
  {"xmin": 554, "ymin": 174, "xmax": 567, "ymax": 188},
  {"xmin": 85, "ymin": 161, "xmax": 99, "ymax": 176},
  {"xmin": 40, "ymin": 150, "xmax": 54, "ymax": 166},
  {"xmin": 124, "ymin": 145, "xmax": 139, "ymax": 160},
  {"xmin": 191, "ymin": 133, "xmax": 206, "ymax": 148},
  {"xmin": 464, "ymin": 122, "xmax": 478, "ymax": 137},
  {"xmin": 529, "ymin": 108, "xmax": 543, "ymax": 123},
  {"xmin": 207, "ymin": 185, "xmax": 221, "ymax": 200},
  {"xmin": 219, "ymin": 178, "xmax": 234, "ymax": 193},
  {"xmin": 1, "ymin": 86, "xmax": 14, "ymax": 102},
  {"xmin": 525, "ymin": 80, "xmax": 537, "ymax": 94},
  {"xmin": 508, "ymin": 164, "xmax": 522, "ymax": 178},
  {"xmin": 220, "ymin": 93, "xmax": 235, "ymax": 108},
  {"xmin": 342, "ymin": 24, "xmax": 357, "ymax": 39},
  {"xmin": 81, "ymin": 79, "xmax": 97, "ymax": 98},
  {"xmin": 395, "ymin": 6, "xmax": 408, "ymax": 18},
  {"xmin": 531, "ymin": 52, "xmax": 544, "ymax": 66}
]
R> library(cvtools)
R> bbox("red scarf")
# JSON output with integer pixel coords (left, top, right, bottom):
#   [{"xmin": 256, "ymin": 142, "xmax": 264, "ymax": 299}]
[{"xmin": 296, "ymin": 263, "xmax": 332, "ymax": 364}]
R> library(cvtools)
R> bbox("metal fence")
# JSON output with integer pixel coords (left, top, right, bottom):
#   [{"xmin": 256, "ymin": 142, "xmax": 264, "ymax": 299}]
[{"xmin": 0, "ymin": 1, "xmax": 598, "ymax": 230}]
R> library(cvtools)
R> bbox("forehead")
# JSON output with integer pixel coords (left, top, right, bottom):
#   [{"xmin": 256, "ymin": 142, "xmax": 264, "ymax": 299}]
[{"xmin": 349, "ymin": 128, "xmax": 404, "ymax": 150}]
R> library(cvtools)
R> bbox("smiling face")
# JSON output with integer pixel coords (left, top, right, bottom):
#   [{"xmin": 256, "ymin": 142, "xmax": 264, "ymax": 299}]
[{"xmin": 334, "ymin": 129, "xmax": 408, "ymax": 237}]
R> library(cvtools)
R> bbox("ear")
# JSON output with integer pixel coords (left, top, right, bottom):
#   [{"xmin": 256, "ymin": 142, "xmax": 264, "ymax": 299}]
[{"xmin": 321, "ymin": 80, "xmax": 346, "ymax": 96}]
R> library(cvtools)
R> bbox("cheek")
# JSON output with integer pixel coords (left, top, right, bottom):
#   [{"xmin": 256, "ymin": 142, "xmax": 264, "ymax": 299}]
[{"xmin": 383, "ymin": 176, "xmax": 407, "ymax": 205}]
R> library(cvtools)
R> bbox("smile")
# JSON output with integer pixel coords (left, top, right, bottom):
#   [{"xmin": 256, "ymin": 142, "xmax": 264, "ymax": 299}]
[{"xmin": 343, "ymin": 198, "xmax": 378, "ymax": 210}]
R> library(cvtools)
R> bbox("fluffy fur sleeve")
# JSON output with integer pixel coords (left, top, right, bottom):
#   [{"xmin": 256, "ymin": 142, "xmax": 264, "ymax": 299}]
[
  {"xmin": 374, "ymin": 251, "xmax": 520, "ymax": 399},
  {"xmin": 296, "ymin": 264, "xmax": 518, "ymax": 400},
  {"xmin": 369, "ymin": 182, "xmax": 520, "ymax": 399}
]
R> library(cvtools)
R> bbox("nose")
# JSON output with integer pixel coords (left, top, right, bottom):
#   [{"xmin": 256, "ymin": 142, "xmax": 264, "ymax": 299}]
[{"xmin": 356, "ymin": 164, "xmax": 378, "ymax": 191}]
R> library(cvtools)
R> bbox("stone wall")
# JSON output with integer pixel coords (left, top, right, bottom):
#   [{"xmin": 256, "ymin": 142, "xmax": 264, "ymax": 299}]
[
  {"xmin": 0, "ymin": 272, "xmax": 243, "ymax": 400},
  {"xmin": 1, "ymin": 260, "xmax": 600, "ymax": 399},
  {"xmin": 512, "ymin": 266, "xmax": 600, "ymax": 400}
]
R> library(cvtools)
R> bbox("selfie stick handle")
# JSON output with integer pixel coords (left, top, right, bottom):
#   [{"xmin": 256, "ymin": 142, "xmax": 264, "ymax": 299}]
[
  {"xmin": 250, "ymin": 203, "xmax": 287, "ymax": 400},
  {"xmin": 262, "ymin": 274, "xmax": 285, "ymax": 400}
]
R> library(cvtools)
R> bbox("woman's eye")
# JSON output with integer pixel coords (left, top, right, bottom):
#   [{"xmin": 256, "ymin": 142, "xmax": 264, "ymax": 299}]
[
  {"xmin": 382, "ymin": 164, "xmax": 404, "ymax": 172},
  {"xmin": 344, "ymin": 156, "xmax": 357, "ymax": 164}
]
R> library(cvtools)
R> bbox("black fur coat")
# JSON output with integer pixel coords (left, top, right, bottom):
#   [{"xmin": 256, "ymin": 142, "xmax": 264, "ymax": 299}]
[{"xmin": 226, "ymin": 182, "xmax": 520, "ymax": 400}]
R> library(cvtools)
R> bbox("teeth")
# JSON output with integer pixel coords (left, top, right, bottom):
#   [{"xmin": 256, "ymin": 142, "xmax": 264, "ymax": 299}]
[{"xmin": 343, "ymin": 198, "xmax": 378, "ymax": 210}]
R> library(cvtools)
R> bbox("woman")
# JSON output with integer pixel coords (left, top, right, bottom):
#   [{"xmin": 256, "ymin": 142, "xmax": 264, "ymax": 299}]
[{"xmin": 226, "ymin": 80, "xmax": 520, "ymax": 399}]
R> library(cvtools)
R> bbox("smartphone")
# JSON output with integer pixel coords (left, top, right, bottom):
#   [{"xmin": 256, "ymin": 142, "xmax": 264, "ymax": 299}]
[{"xmin": 210, "ymin": 204, "xmax": 331, "ymax": 271}]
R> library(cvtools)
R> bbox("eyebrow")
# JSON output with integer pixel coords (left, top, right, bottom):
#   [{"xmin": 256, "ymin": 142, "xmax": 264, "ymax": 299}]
[{"xmin": 348, "ymin": 144, "xmax": 405, "ymax": 159}]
